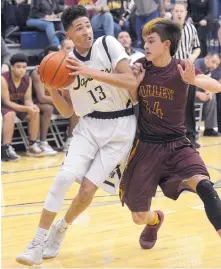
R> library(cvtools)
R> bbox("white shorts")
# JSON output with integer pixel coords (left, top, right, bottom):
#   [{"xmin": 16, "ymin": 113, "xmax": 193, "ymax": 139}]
[{"xmin": 61, "ymin": 114, "xmax": 136, "ymax": 194}]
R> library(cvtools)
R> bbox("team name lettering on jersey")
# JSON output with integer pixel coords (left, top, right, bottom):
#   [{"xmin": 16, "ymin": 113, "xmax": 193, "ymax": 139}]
[
  {"xmin": 74, "ymin": 68, "xmax": 112, "ymax": 90},
  {"xmin": 139, "ymin": 85, "xmax": 174, "ymax": 100}
]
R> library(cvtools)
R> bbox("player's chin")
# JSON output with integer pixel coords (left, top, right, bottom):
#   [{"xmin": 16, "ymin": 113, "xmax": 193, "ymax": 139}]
[{"xmin": 145, "ymin": 54, "xmax": 152, "ymax": 61}]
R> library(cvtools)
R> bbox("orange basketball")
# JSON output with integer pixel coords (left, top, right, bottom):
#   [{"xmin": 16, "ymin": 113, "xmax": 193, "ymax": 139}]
[{"xmin": 39, "ymin": 51, "xmax": 74, "ymax": 89}]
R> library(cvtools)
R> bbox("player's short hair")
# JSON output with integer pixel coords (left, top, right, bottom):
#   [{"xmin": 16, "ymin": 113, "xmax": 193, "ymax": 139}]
[
  {"xmin": 44, "ymin": 45, "xmax": 59, "ymax": 56},
  {"xmin": 142, "ymin": 18, "xmax": 182, "ymax": 56},
  {"xmin": 173, "ymin": 0, "xmax": 187, "ymax": 9},
  {"xmin": 61, "ymin": 5, "xmax": 89, "ymax": 31},
  {"xmin": 10, "ymin": 53, "xmax": 28, "ymax": 65}
]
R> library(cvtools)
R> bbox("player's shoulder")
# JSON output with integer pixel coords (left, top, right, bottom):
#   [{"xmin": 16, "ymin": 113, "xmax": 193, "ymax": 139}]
[{"xmin": 94, "ymin": 35, "xmax": 119, "ymax": 47}]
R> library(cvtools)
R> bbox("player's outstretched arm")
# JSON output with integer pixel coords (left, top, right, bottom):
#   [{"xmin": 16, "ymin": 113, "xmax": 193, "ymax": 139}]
[
  {"xmin": 47, "ymin": 87, "xmax": 74, "ymax": 118},
  {"xmin": 66, "ymin": 57, "xmax": 139, "ymax": 91},
  {"xmin": 178, "ymin": 60, "xmax": 221, "ymax": 93}
]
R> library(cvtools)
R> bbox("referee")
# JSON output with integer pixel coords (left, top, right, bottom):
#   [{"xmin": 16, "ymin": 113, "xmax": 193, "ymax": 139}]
[{"xmin": 172, "ymin": 1, "xmax": 201, "ymax": 148}]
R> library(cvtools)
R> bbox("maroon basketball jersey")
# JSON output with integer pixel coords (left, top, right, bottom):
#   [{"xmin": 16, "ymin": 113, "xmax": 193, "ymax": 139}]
[
  {"xmin": 2, "ymin": 71, "xmax": 30, "ymax": 102},
  {"xmin": 137, "ymin": 58, "xmax": 201, "ymax": 137}
]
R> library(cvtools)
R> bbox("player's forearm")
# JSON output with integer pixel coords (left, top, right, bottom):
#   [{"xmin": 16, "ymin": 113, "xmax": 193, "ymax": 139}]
[
  {"xmin": 3, "ymin": 101, "xmax": 29, "ymax": 112},
  {"xmin": 91, "ymin": 69, "xmax": 138, "ymax": 90},
  {"xmin": 50, "ymin": 89, "xmax": 73, "ymax": 118},
  {"xmin": 193, "ymin": 76, "xmax": 221, "ymax": 93}
]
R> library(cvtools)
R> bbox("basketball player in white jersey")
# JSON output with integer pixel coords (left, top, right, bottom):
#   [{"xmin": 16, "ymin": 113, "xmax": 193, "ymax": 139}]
[{"xmin": 16, "ymin": 5, "xmax": 139, "ymax": 266}]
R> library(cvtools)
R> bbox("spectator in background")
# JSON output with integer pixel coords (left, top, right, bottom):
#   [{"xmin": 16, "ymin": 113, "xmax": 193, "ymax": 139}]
[
  {"xmin": 187, "ymin": 0, "xmax": 214, "ymax": 57},
  {"xmin": 1, "ymin": 37, "xmax": 11, "ymax": 73},
  {"xmin": 1, "ymin": 53, "xmax": 43, "ymax": 161},
  {"xmin": 195, "ymin": 52, "xmax": 221, "ymax": 137},
  {"xmin": 134, "ymin": 0, "xmax": 165, "ymax": 47},
  {"xmin": 117, "ymin": 30, "xmax": 144, "ymax": 63},
  {"xmin": 163, "ymin": 0, "xmax": 172, "ymax": 19},
  {"xmin": 173, "ymin": 1, "xmax": 201, "ymax": 148},
  {"xmin": 108, "ymin": 0, "xmax": 134, "ymax": 37},
  {"xmin": 61, "ymin": 39, "xmax": 74, "ymax": 54},
  {"xmin": 90, "ymin": 0, "xmax": 115, "ymax": 36},
  {"xmin": 31, "ymin": 46, "xmax": 59, "ymax": 156},
  {"xmin": 27, "ymin": 0, "xmax": 65, "ymax": 47}
]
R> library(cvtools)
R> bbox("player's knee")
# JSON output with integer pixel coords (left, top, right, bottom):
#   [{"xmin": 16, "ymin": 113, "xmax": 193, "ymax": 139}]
[
  {"xmin": 77, "ymin": 179, "xmax": 98, "ymax": 204},
  {"xmin": 196, "ymin": 179, "xmax": 221, "ymax": 231},
  {"xmin": 44, "ymin": 170, "xmax": 76, "ymax": 212},
  {"xmin": 52, "ymin": 170, "xmax": 76, "ymax": 195},
  {"xmin": 132, "ymin": 212, "xmax": 147, "ymax": 225}
]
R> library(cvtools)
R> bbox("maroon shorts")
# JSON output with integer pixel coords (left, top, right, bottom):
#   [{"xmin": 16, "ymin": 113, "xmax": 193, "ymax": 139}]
[
  {"xmin": 119, "ymin": 137, "xmax": 210, "ymax": 212},
  {"xmin": 1, "ymin": 105, "xmax": 27, "ymax": 120}
]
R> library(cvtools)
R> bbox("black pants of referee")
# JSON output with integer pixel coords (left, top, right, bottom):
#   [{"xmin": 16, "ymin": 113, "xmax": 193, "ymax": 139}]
[
  {"xmin": 185, "ymin": 85, "xmax": 197, "ymax": 142},
  {"xmin": 217, "ymin": 92, "xmax": 221, "ymax": 133}
]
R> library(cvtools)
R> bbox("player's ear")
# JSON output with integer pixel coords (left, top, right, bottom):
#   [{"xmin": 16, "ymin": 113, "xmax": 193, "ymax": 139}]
[{"xmin": 164, "ymin": 40, "xmax": 171, "ymax": 50}]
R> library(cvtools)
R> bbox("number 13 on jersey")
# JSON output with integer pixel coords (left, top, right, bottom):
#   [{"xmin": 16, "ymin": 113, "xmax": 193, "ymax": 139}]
[{"xmin": 88, "ymin": 86, "xmax": 107, "ymax": 104}]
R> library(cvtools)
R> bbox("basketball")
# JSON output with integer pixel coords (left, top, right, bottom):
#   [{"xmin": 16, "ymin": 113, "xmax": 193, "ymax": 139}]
[{"xmin": 39, "ymin": 51, "xmax": 74, "ymax": 89}]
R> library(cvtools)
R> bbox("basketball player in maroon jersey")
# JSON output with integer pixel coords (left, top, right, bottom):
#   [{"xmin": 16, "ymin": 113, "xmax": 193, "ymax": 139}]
[
  {"xmin": 120, "ymin": 18, "xmax": 221, "ymax": 249},
  {"xmin": 1, "ymin": 53, "xmax": 43, "ymax": 161}
]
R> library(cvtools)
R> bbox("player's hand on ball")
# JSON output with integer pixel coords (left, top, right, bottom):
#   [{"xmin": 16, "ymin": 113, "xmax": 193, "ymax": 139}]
[
  {"xmin": 66, "ymin": 56, "xmax": 93, "ymax": 77},
  {"xmin": 177, "ymin": 60, "xmax": 196, "ymax": 85}
]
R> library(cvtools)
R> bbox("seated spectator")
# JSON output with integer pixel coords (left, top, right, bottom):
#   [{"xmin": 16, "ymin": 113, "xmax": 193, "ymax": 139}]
[
  {"xmin": 117, "ymin": 31, "xmax": 144, "ymax": 63},
  {"xmin": 1, "ymin": 53, "xmax": 43, "ymax": 161},
  {"xmin": 163, "ymin": 0, "xmax": 172, "ymax": 19},
  {"xmin": 90, "ymin": 0, "xmax": 115, "ymax": 36},
  {"xmin": 26, "ymin": 0, "xmax": 65, "ymax": 47},
  {"xmin": 195, "ymin": 52, "xmax": 221, "ymax": 137},
  {"xmin": 134, "ymin": 0, "xmax": 164, "ymax": 47},
  {"xmin": 108, "ymin": 0, "xmax": 134, "ymax": 37},
  {"xmin": 61, "ymin": 39, "xmax": 74, "ymax": 54},
  {"xmin": 1, "ymin": 37, "xmax": 11, "ymax": 73}
]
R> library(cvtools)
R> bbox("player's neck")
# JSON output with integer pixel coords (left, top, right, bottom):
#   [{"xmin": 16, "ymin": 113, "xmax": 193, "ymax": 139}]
[
  {"xmin": 11, "ymin": 72, "xmax": 21, "ymax": 84},
  {"xmin": 75, "ymin": 46, "xmax": 90, "ymax": 55},
  {"xmin": 152, "ymin": 55, "xmax": 172, "ymax": 67}
]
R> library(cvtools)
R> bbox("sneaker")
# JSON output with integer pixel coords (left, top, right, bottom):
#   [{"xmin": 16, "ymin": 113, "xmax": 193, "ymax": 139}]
[
  {"xmin": 203, "ymin": 129, "xmax": 221, "ymax": 137},
  {"xmin": 16, "ymin": 239, "xmax": 44, "ymax": 266},
  {"xmin": 63, "ymin": 137, "xmax": 72, "ymax": 153},
  {"xmin": 139, "ymin": 210, "xmax": 164, "ymax": 249},
  {"xmin": 8, "ymin": 145, "xmax": 21, "ymax": 159},
  {"xmin": 26, "ymin": 142, "xmax": 44, "ymax": 157},
  {"xmin": 191, "ymin": 140, "xmax": 201, "ymax": 149},
  {"xmin": 39, "ymin": 141, "xmax": 57, "ymax": 156},
  {"xmin": 1, "ymin": 144, "xmax": 19, "ymax": 162},
  {"xmin": 43, "ymin": 220, "xmax": 68, "ymax": 259}
]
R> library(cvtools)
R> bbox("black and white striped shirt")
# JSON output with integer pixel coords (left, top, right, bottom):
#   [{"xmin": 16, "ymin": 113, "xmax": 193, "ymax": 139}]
[{"xmin": 174, "ymin": 22, "xmax": 200, "ymax": 60}]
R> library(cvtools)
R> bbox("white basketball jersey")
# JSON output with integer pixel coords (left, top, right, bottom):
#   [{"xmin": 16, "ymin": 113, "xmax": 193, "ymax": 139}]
[{"xmin": 68, "ymin": 36, "xmax": 132, "ymax": 116}]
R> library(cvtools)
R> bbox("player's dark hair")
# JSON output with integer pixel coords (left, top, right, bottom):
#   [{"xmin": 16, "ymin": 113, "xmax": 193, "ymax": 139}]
[
  {"xmin": 142, "ymin": 18, "xmax": 182, "ymax": 56},
  {"xmin": 61, "ymin": 5, "xmax": 89, "ymax": 31},
  {"xmin": 10, "ymin": 53, "xmax": 28, "ymax": 65},
  {"xmin": 44, "ymin": 45, "xmax": 59, "ymax": 56}
]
